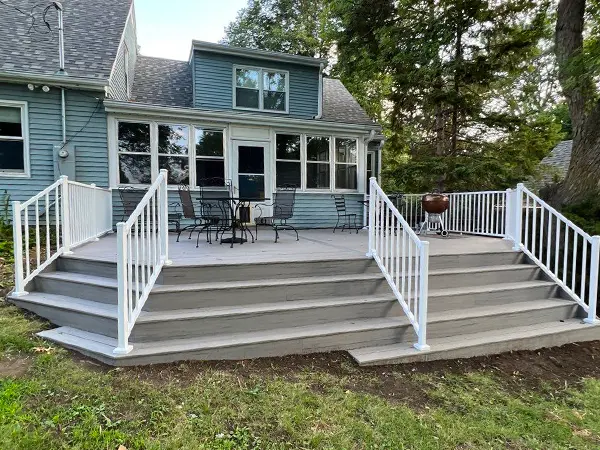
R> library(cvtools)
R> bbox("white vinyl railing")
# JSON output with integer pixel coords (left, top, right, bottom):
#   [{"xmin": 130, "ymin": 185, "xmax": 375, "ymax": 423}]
[
  {"xmin": 394, "ymin": 191, "xmax": 507, "ymax": 237},
  {"xmin": 12, "ymin": 176, "xmax": 112, "ymax": 295},
  {"xmin": 508, "ymin": 183, "xmax": 599, "ymax": 322},
  {"xmin": 114, "ymin": 169, "xmax": 171, "ymax": 355},
  {"xmin": 367, "ymin": 178, "xmax": 430, "ymax": 350}
]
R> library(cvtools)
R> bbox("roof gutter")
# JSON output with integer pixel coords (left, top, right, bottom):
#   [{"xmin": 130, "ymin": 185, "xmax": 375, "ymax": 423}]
[
  {"xmin": 0, "ymin": 71, "xmax": 108, "ymax": 91},
  {"xmin": 104, "ymin": 100, "xmax": 378, "ymax": 133}
]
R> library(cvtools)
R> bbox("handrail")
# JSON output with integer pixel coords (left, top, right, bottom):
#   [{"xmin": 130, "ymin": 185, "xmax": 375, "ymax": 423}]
[
  {"xmin": 114, "ymin": 169, "xmax": 171, "ymax": 354},
  {"xmin": 12, "ymin": 176, "xmax": 113, "ymax": 295},
  {"xmin": 508, "ymin": 183, "xmax": 600, "ymax": 322},
  {"xmin": 366, "ymin": 177, "xmax": 430, "ymax": 351}
]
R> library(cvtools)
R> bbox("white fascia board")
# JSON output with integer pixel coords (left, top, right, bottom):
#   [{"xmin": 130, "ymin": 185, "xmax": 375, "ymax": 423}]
[
  {"xmin": 103, "ymin": 100, "xmax": 379, "ymax": 134},
  {"xmin": 0, "ymin": 71, "xmax": 108, "ymax": 91},
  {"xmin": 191, "ymin": 40, "xmax": 327, "ymax": 67}
]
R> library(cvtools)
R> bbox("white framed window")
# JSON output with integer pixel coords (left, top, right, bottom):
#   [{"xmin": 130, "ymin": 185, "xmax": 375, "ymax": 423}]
[
  {"xmin": 234, "ymin": 66, "xmax": 289, "ymax": 113},
  {"xmin": 305, "ymin": 135, "xmax": 331, "ymax": 189},
  {"xmin": 116, "ymin": 120, "xmax": 226, "ymax": 188},
  {"xmin": 0, "ymin": 99, "xmax": 29, "ymax": 177},
  {"xmin": 334, "ymin": 138, "xmax": 358, "ymax": 190},
  {"xmin": 275, "ymin": 134, "xmax": 301, "ymax": 188}
]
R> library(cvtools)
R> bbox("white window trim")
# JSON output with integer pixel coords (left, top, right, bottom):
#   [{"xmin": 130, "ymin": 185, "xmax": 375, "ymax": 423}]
[
  {"xmin": 115, "ymin": 118, "xmax": 227, "ymax": 189},
  {"xmin": 0, "ymin": 99, "xmax": 30, "ymax": 178},
  {"xmin": 334, "ymin": 137, "xmax": 359, "ymax": 191},
  {"xmin": 157, "ymin": 122, "xmax": 191, "ymax": 185},
  {"xmin": 194, "ymin": 126, "xmax": 227, "ymax": 188},
  {"xmin": 274, "ymin": 133, "xmax": 301, "ymax": 189},
  {"xmin": 233, "ymin": 65, "xmax": 290, "ymax": 114}
]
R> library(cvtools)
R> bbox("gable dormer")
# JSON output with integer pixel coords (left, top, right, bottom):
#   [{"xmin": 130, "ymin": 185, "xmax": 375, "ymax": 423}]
[{"xmin": 190, "ymin": 41, "xmax": 325, "ymax": 119}]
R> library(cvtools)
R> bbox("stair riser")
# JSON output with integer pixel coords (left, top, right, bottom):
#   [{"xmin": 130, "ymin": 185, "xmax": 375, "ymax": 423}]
[
  {"xmin": 356, "ymin": 325, "xmax": 599, "ymax": 365},
  {"xmin": 145, "ymin": 278, "xmax": 390, "ymax": 310},
  {"xmin": 428, "ymin": 284, "xmax": 560, "ymax": 312},
  {"xmin": 428, "ymin": 267, "xmax": 540, "ymax": 290},
  {"xmin": 78, "ymin": 325, "xmax": 414, "ymax": 366},
  {"xmin": 35, "ymin": 277, "xmax": 117, "ymax": 304},
  {"xmin": 160, "ymin": 260, "xmax": 380, "ymax": 284},
  {"xmin": 131, "ymin": 300, "xmax": 398, "ymax": 342},
  {"xmin": 429, "ymin": 251, "xmax": 524, "ymax": 270},
  {"xmin": 57, "ymin": 258, "xmax": 117, "ymax": 279},
  {"xmin": 428, "ymin": 304, "xmax": 580, "ymax": 339}
]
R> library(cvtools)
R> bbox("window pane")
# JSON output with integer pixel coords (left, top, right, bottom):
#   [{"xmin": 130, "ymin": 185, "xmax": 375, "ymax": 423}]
[
  {"xmin": 119, "ymin": 154, "xmax": 151, "ymax": 184},
  {"xmin": 118, "ymin": 122, "xmax": 150, "ymax": 153},
  {"xmin": 307, "ymin": 136, "xmax": 330, "ymax": 161},
  {"xmin": 336, "ymin": 138, "xmax": 357, "ymax": 163},
  {"xmin": 238, "ymin": 146, "xmax": 264, "ymax": 174},
  {"xmin": 336, "ymin": 164, "xmax": 357, "ymax": 190},
  {"xmin": 307, "ymin": 163, "xmax": 330, "ymax": 189},
  {"xmin": 239, "ymin": 174, "xmax": 265, "ymax": 198},
  {"xmin": 276, "ymin": 134, "xmax": 300, "ymax": 160},
  {"xmin": 196, "ymin": 159, "xmax": 225, "ymax": 185},
  {"xmin": 195, "ymin": 129, "xmax": 223, "ymax": 157},
  {"xmin": 236, "ymin": 88, "xmax": 259, "ymax": 109},
  {"xmin": 0, "ymin": 106, "xmax": 22, "ymax": 137},
  {"xmin": 159, "ymin": 155, "xmax": 189, "ymax": 185},
  {"xmin": 263, "ymin": 91, "xmax": 286, "ymax": 111},
  {"xmin": 236, "ymin": 68, "xmax": 259, "ymax": 89},
  {"xmin": 158, "ymin": 124, "xmax": 188, "ymax": 155},
  {"xmin": 263, "ymin": 72, "xmax": 286, "ymax": 92},
  {"xmin": 0, "ymin": 140, "xmax": 24, "ymax": 171},
  {"xmin": 276, "ymin": 161, "xmax": 300, "ymax": 188}
]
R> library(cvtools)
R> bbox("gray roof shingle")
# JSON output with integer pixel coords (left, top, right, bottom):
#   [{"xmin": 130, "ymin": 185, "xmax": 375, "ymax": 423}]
[
  {"xmin": 129, "ymin": 60, "xmax": 376, "ymax": 126},
  {"xmin": 0, "ymin": 0, "xmax": 131, "ymax": 79},
  {"xmin": 540, "ymin": 140, "xmax": 572, "ymax": 184},
  {"xmin": 130, "ymin": 56, "xmax": 193, "ymax": 107}
]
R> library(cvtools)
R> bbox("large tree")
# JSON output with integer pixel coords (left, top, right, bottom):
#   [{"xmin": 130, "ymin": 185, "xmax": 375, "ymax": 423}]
[
  {"xmin": 553, "ymin": 0, "xmax": 600, "ymax": 204},
  {"xmin": 336, "ymin": 0, "xmax": 562, "ymax": 192}
]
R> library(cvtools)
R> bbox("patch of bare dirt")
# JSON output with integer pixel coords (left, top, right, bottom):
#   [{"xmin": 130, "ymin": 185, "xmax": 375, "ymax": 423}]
[{"xmin": 0, "ymin": 355, "xmax": 32, "ymax": 378}]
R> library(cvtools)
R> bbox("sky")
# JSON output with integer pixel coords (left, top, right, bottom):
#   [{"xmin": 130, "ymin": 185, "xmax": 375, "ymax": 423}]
[{"xmin": 135, "ymin": 0, "xmax": 248, "ymax": 61}]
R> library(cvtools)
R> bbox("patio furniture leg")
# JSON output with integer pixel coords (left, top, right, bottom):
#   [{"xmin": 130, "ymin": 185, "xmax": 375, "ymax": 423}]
[{"xmin": 333, "ymin": 216, "xmax": 340, "ymax": 233}]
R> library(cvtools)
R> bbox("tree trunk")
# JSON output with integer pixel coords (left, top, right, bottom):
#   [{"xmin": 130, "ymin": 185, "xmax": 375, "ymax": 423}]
[{"xmin": 553, "ymin": 0, "xmax": 600, "ymax": 204}]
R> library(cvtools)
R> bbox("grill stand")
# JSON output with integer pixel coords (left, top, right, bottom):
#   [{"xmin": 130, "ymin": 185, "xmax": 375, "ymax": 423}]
[{"xmin": 417, "ymin": 212, "xmax": 449, "ymax": 237}]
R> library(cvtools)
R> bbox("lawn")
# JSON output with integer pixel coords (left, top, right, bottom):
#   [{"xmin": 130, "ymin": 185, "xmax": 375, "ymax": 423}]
[{"xmin": 2, "ymin": 261, "xmax": 600, "ymax": 448}]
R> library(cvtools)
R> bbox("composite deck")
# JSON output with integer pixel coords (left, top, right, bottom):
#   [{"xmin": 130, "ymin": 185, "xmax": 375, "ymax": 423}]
[{"xmin": 10, "ymin": 229, "xmax": 600, "ymax": 365}]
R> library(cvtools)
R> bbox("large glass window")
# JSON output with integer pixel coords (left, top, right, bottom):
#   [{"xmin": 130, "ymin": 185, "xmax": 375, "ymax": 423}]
[
  {"xmin": 335, "ymin": 138, "xmax": 357, "ymax": 190},
  {"xmin": 158, "ymin": 124, "xmax": 189, "ymax": 185},
  {"xmin": 118, "ymin": 122, "xmax": 151, "ymax": 184},
  {"xmin": 275, "ymin": 134, "xmax": 300, "ymax": 188},
  {"xmin": 306, "ymin": 136, "xmax": 330, "ymax": 189},
  {"xmin": 0, "ymin": 103, "xmax": 26, "ymax": 175},
  {"xmin": 195, "ymin": 128, "xmax": 225, "ymax": 187},
  {"xmin": 235, "ymin": 67, "xmax": 288, "ymax": 112}
]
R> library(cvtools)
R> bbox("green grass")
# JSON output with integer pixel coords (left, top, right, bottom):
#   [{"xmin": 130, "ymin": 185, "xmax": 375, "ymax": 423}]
[{"xmin": 1, "ymin": 263, "xmax": 600, "ymax": 448}]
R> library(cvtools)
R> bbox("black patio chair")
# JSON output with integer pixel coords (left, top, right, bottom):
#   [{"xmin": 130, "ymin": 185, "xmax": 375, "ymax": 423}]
[
  {"xmin": 196, "ymin": 177, "xmax": 234, "ymax": 246},
  {"xmin": 175, "ymin": 185, "xmax": 203, "ymax": 242},
  {"xmin": 118, "ymin": 185, "xmax": 181, "ymax": 231},
  {"xmin": 254, "ymin": 186, "xmax": 299, "ymax": 243},
  {"xmin": 332, "ymin": 194, "xmax": 359, "ymax": 233}
]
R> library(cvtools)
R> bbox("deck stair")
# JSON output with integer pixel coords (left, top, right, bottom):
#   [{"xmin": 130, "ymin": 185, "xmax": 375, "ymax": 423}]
[{"xmin": 9, "ymin": 243, "xmax": 600, "ymax": 366}]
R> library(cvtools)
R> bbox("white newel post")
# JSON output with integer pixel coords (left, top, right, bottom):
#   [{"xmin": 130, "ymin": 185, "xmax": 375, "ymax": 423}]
[
  {"xmin": 90, "ymin": 183, "xmax": 100, "ymax": 241},
  {"xmin": 511, "ymin": 183, "xmax": 524, "ymax": 251},
  {"xmin": 12, "ymin": 201, "xmax": 26, "ymax": 296},
  {"xmin": 158, "ymin": 169, "xmax": 172, "ymax": 265},
  {"xmin": 60, "ymin": 175, "xmax": 72, "ymax": 254},
  {"xmin": 414, "ymin": 241, "xmax": 430, "ymax": 351},
  {"xmin": 503, "ymin": 188, "xmax": 513, "ymax": 241},
  {"xmin": 114, "ymin": 222, "xmax": 132, "ymax": 354},
  {"xmin": 584, "ymin": 235, "xmax": 600, "ymax": 324},
  {"xmin": 366, "ymin": 177, "xmax": 376, "ymax": 257}
]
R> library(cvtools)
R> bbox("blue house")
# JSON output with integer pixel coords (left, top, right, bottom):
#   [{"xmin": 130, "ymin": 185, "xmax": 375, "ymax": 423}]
[{"xmin": 0, "ymin": 0, "xmax": 383, "ymax": 228}]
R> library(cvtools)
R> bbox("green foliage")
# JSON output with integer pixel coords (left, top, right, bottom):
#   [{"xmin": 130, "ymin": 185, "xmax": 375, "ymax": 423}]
[{"xmin": 562, "ymin": 199, "xmax": 600, "ymax": 236}]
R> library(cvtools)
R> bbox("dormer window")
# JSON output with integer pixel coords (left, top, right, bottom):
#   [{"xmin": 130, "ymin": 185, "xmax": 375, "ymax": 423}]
[{"xmin": 234, "ymin": 66, "xmax": 288, "ymax": 113}]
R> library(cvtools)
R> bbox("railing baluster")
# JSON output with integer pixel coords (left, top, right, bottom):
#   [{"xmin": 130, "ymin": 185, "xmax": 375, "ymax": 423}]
[
  {"xmin": 555, "ymin": 216, "xmax": 561, "ymax": 275},
  {"xmin": 35, "ymin": 199, "xmax": 40, "ymax": 268},
  {"xmin": 563, "ymin": 223, "xmax": 569, "ymax": 284},
  {"xmin": 539, "ymin": 206, "xmax": 544, "ymax": 263},
  {"xmin": 531, "ymin": 198, "xmax": 537, "ymax": 257},
  {"xmin": 572, "ymin": 233, "xmax": 578, "ymax": 292},
  {"xmin": 580, "ymin": 241, "xmax": 588, "ymax": 303},
  {"xmin": 24, "ymin": 204, "xmax": 30, "ymax": 277}
]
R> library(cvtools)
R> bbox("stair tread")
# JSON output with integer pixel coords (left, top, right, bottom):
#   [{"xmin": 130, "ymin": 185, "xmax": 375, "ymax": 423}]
[
  {"xmin": 152, "ymin": 272, "xmax": 384, "ymax": 292},
  {"xmin": 38, "ymin": 318, "xmax": 403, "ymax": 358},
  {"xmin": 429, "ymin": 280, "xmax": 556, "ymax": 297},
  {"xmin": 429, "ymin": 264, "xmax": 536, "ymax": 276},
  {"xmin": 138, "ymin": 294, "xmax": 396, "ymax": 322},
  {"xmin": 11, "ymin": 292, "xmax": 116, "ymax": 318},
  {"xmin": 37, "ymin": 271, "xmax": 118, "ymax": 288},
  {"xmin": 350, "ymin": 318, "xmax": 598, "ymax": 363}
]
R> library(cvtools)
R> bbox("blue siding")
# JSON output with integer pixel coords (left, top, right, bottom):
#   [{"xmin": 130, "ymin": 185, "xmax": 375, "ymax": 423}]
[
  {"xmin": 0, "ymin": 82, "xmax": 108, "ymax": 202},
  {"xmin": 193, "ymin": 50, "xmax": 319, "ymax": 119},
  {"xmin": 289, "ymin": 193, "xmax": 364, "ymax": 228}
]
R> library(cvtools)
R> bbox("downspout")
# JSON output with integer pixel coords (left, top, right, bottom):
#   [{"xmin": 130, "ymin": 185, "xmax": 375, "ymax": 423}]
[{"xmin": 314, "ymin": 63, "xmax": 324, "ymax": 119}]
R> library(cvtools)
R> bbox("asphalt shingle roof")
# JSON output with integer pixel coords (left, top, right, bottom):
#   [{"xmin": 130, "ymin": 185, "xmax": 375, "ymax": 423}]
[
  {"xmin": 130, "ymin": 56, "xmax": 193, "ymax": 107},
  {"xmin": 540, "ymin": 140, "xmax": 572, "ymax": 184},
  {"xmin": 0, "ymin": 0, "xmax": 131, "ymax": 79},
  {"xmin": 130, "ymin": 59, "xmax": 376, "ymax": 126}
]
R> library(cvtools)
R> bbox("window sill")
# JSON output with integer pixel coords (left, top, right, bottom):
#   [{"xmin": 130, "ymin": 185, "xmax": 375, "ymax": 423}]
[
  {"xmin": 233, "ymin": 106, "xmax": 289, "ymax": 115},
  {"xmin": 0, "ymin": 172, "xmax": 30, "ymax": 179}
]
